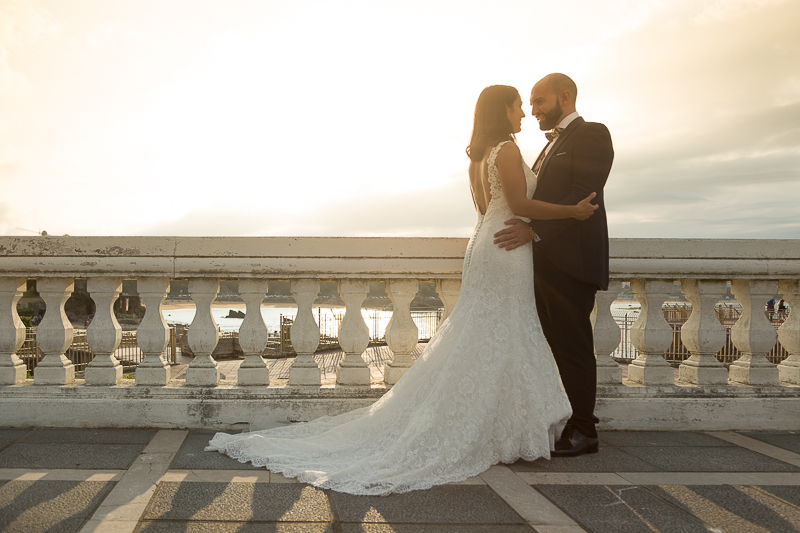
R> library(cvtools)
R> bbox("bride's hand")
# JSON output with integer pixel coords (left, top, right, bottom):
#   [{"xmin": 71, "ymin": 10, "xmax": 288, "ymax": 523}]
[{"xmin": 573, "ymin": 192, "xmax": 598, "ymax": 220}]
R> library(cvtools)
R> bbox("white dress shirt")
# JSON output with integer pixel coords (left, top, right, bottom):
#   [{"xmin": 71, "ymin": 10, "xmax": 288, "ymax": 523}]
[{"xmin": 542, "ymin": 111, "xmax": 580, "ymax": 159}]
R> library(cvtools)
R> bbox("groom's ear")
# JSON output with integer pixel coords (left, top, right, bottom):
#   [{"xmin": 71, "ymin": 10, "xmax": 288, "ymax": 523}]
[{"xmin": 558, "ymin": 89, "xmax": 573, "ymax": 106}]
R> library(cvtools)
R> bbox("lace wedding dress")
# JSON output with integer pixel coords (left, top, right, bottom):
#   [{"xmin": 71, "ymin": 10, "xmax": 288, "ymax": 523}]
[{"xmin": 207, "ymin": 141, "xmax": 572, "ymax": 495}]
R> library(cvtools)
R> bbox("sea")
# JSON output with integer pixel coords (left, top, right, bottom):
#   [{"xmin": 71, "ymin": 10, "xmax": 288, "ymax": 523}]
[
  {"xmin": 162, "ymin": 306, "xmax": 399, "ymax": 338},
  {"xmin": 160, "ymin": 301, "xmax": 646, "ymax": 336}
]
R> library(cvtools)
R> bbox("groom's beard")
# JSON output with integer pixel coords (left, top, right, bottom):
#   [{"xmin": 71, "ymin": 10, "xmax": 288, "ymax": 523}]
[{"xmin": 538, "ymin": 100, "xmax": 563, "ymax": 131}]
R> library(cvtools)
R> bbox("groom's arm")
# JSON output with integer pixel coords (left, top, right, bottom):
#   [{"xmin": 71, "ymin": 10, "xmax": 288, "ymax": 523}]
[{"xmin": 528, "ymin": 123, "xmax": 613, "ymax": 244}]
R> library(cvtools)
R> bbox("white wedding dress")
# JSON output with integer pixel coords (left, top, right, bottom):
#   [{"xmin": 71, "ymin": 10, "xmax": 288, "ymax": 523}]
[{"xmin": 207, "ymin": 141, "xmax": 572, "ymax": 495}]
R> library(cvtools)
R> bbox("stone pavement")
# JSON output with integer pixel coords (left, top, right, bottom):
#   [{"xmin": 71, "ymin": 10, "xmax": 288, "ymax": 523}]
[{"xmin": 0, "ymin": 429, "xmax": 799, "ymax": 532}]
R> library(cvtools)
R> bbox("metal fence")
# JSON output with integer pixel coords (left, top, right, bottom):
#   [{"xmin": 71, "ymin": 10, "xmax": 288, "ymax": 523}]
[
  {"xmin": 275, "ymin": 309, "xmax": 442, "ymax": 355},
  {"xmin": 20, "ymin": 327, "xmax": 178, "ymax": 374},
  {"xmin": 611, "ymin": 304, "xmax": 791, "ymax": 365}
]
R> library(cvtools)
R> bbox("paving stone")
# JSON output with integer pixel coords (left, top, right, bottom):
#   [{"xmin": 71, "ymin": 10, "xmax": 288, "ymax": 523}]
[
  {"xmin": 339, "ymin": 526, "xmax": 534, "ymax": 532},
  {"xmin": 141, "ymin": 482, "xmax": 333, "ymax": 522},
  {"xmin": 534, "ymin": 484, "xmax": 709, "ymax": 532},
  {"xmin": 740, "ymin": 431, "xmax": 800, "ymax": 454},
  {"xmin": 171, "ymin": 430, "xmax": 262, "ymax": 470},
  {"xmin": 0, "ymin": 429, "xmax": 31, "ymax": 451},
  {"xmin": 599, "ymin": 431, "xmax": 733, "ymax": 448},
  {"xmin": 17, "ymin": 428, "xmax": 155, "ymax": 444},
  {"xmin": 754, "ymin": 485, "xmax": 800, "ymax": 509},
  {"xmin": 0, "ymin": 479, "xmax": 115, "ymax": 533},
  {"xmin": 135, "ymin": 522, "xmax": 333, "ymax": 532},
  {"xmin": 0, "ymin": 442, "xmax": 144, "ymax": 469},
  {"xmin": 645, "ymin": 484, "xmax": 800, "ymax": 533},
  {"xmin": 621, "ymin": 446, "xmax": 800, "ymax": 472},
  {"xmin": 329, "ymin": 485, "xmax": 524, "ymax": 524},
  {"xmin": 510, "ymin": 447, "xmax": 661, "ymax": 473}
]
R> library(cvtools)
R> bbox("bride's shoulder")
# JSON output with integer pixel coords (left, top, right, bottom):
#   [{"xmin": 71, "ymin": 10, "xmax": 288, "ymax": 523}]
[{"xmin": 494, "ymin": 140, "xmax": 521, "ymax": 164}]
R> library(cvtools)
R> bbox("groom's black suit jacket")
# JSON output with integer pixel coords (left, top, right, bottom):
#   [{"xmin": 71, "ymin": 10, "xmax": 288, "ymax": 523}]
[{"xmin": 527, "ymin": 117, "xmax": 614, "ymax": 290}]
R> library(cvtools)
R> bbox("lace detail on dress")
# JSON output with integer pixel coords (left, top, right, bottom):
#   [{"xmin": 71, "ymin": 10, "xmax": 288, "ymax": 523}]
[
  {"xmin": 487, "ymin": 140, "xmax": 512, "ymax": 203},
  {"xmin": 206, "ymin": 142, "xmax": 571, "ymax": 496}
]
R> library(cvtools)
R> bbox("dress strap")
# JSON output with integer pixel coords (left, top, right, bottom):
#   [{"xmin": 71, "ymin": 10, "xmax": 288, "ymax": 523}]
[{"xmin": 487, "ymin": 140, "xmax": 513, "ymax": 200}]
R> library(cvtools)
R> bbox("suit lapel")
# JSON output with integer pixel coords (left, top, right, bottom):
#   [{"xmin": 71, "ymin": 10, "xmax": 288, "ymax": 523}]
[{"xmin": 537, "ymin": 117, "xmax": 584, "ymax": 179}]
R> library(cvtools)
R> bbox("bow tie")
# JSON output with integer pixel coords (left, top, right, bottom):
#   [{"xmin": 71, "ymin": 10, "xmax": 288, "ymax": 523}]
[{"xmin": 545, "ymin": 127, "xmax": 564, "ymax": 142}]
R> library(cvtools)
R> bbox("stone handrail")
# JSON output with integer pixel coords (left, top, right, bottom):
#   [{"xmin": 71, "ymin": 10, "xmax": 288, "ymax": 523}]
[
  {"xmin": 1, "ymin": 236, "xmax": 799, "ymax": 430},
  {"xmin": 0, "ymin": 236, "xmax": 467, "ymax": 279},
  {"xmin": 1, "ymin": 237, "xmax": 799, "ymax": 279}
]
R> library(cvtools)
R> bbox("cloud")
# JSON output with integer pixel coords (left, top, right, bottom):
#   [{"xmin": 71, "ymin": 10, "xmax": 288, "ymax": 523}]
[
  {"xmin": 582, "ymin": 1, "xmax": 800, "ymax": 238},
  {"xmin": 605, "ymin": 101, "xmax": 800, "ymax": 238},
  {"xmin": 2, "ymin": 0, "xmax": 798, "ymax": 241},
  {"xmin": 136, "ymin": 177, "xmax": 477, "ymax": 238},
  {"xmin": 0, "ymin": 202, "xmax": 13, "ymax": 235},
  {"xmin": 0, "ymin": 0, "xmax": 58, "ymax": 100}
]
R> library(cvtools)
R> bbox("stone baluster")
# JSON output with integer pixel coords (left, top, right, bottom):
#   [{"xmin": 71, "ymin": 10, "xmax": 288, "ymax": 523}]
[
  {"xmin": 288, "ymin": 279, "xmax": 321, "ymax": 387},
  {"xmin": 777, "ymin": 280, "xmax": 800, "ymax": 385},
  {"xmin": 336, "ymin": 279, "xmax": 371, "ymax": 387},
  {"xmin": 435, "ymin": 279, "xmax": 461, "ymax": 329},
  {"xmin": 135, "ymin": 277, "xmax": 172, "ymax": 386},
  {"xmin": 0, "ymin": 278, "xmax": 28, "ymax": 385},
  {"xmin": 384, "ymin": 279, "xmax": 419, "ymax": 385},
  {"xmin": 237, "ymin": 279, "xmax": 270, "ymax": 386},
  {"xmin": 591, "ymin": 283, "xmax": 622, "ymax": 384},
  {"xmin": 627, "ymin": 279, "xmax": 675, "ymax": 385},
  {"xmin": 84, "ymin": 277, "xmax": 123, "ymax": 386},
  {"xmin": 186, "ymin": 278, "xmax": 220, "ymax": 387},
  {"xmin": 729, "ymin": 280, "xmax": 779, "ymax": 385},
  {"xmin": 33, "ymin": 277, "xmax": 76, "ymax": 385},
  {"xmin": 679, "ymin": 279, "xmax": 728, "ymax": 385}
]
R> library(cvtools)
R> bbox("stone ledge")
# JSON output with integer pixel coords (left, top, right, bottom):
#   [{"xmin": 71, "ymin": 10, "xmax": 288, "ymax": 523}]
[
  {"xmin": 2, "ymin": 236, "xmax": 799, "ymax": 279},
  {"xmin": 598, "ymin": 382, "xmax": 800, "ymax": 398},
  {"xmin": 1, "ymin": 384, "xmax": 799, "ymax": 431}
]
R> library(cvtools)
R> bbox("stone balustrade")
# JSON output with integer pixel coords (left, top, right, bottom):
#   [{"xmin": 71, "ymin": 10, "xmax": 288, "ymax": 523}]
[{"xmin": 0, "ymin": 236, "xmax": 799, "ymax": 431}]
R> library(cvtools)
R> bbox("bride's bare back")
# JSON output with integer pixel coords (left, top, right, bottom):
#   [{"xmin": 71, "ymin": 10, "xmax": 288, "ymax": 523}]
[
  {"xmin": 470, "ymin": 142, "xmax": 597, "ymax": 221},
  {"xmin": 468, "ymin": 145, "xmax": 495, "ymax": 216}
]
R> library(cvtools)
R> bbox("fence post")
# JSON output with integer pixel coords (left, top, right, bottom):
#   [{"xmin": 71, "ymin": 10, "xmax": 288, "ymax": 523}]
[
  {"xmin": 384, "ymin": 279, "xmax": 419, "ymax": 385},
  {"xmin": 435, "ymin": 279, "xmax": 461, "ymax": 330},
  {"xmin": 0, "ymin": 277, "xmax": 27, "ymax": 385},
  {"xmin": 85, "ymin": 277, "xmax": 123, "ymax": 386},
  {"xmin": 288, "ymin": 279, "xmax": 321, "ymax": 387},
  {"xmin": 628, "ymin": 279, "xmax": 675, "ymax": 385},
  {"xmin": 185, "ymin": 278, "xmax": 221, "ymax": 387},
  {"xmin": 337, "ymin": 279, "xmax": 371, "ymax": 387},
  {"xmin": 33, "ymin": 278, "xmax": 76, "ymax": 385},
  {"xmin": 679, "ymin": 279, "xmax": 728, "ymax": 385},
  {"xmin": 238, "ymin": 279, "xmax": 270, "ymax": 386},
  {"xmin": 136, "ymin": 277, "xmax": 172, "ymax": 386},
  {"xmin": 729, "ymin": 280, "xmax": 779, "ymax": 385},
  {"xmin": 777, "ymin": 280, "xmax": 800, "ymax": 385},
  {"xmin": 592, "ymin": 284, "xmax": 622, "ymax": 384}
]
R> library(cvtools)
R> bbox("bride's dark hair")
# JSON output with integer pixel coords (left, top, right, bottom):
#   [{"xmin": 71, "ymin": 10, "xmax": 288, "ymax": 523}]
[{"xmin": 466, "ymin": 85, "xmax": 519, "ymax": 162}]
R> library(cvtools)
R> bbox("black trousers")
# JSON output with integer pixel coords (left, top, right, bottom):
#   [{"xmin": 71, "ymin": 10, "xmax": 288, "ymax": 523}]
[{"xmin": 533, "ymin": 251, "xmax": 600, "ymax": 438}]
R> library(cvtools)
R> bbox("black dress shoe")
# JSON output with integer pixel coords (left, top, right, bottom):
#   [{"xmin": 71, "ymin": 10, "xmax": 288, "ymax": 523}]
[{"xmin": 551, "ymin": 427, "xmax": 599, "ymax": 457}]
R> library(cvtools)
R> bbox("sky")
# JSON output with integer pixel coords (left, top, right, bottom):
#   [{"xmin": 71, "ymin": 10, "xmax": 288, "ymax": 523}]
[{"xmin": 1, "ymin": 0, "xmax": 798, "ymax": 239}]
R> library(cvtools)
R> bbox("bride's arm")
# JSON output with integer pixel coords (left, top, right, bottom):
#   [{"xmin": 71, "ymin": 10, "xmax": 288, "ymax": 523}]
[{"xmin": 496, "ymin": 143, "xmax": 597, "ymax": 220}]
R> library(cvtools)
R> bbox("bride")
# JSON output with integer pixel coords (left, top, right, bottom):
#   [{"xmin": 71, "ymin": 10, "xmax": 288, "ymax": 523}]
[{"xmin": 207, "ymin": 85, "xmax": 598, "ymax": 495}]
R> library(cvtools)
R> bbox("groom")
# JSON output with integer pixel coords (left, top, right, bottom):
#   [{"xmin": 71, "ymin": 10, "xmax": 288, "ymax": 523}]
[{"xmin": 493, "ymin": 73, "xmax": 614, "ymax": 457}]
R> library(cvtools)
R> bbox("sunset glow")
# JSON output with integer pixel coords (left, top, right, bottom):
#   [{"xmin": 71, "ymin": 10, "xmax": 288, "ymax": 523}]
[{"xmin": 1, "ymin": 0, "xmax": 798, "ymax": 238}]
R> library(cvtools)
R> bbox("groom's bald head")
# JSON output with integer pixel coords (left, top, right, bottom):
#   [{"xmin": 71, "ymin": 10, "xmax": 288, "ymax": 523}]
[
  {"xmin": 534, "ymin": 73, "xmax": 577, "ymax": 106},
  {"xmin": 530, "ymin": 73, "xmax": 578, "ymax": 130}
]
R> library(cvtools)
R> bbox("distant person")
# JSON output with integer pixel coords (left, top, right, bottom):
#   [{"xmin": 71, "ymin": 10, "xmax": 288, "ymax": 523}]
[
  {"xmin": 208, "ymin": 82, "xmax": 601, "ymax": 494},
  {"xmin": 778, "ymin": 299, "xmax": 787, "ymax": 320},
  {"xmin": 766, "ymin": 298, "xmax": 776, "ymax": 319}
]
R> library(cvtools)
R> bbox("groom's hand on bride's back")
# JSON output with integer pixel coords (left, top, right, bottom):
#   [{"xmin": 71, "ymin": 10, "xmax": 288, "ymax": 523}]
[{"xmin": 493, "ymin": 219, "xmax": 534, "ymax": 251}]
